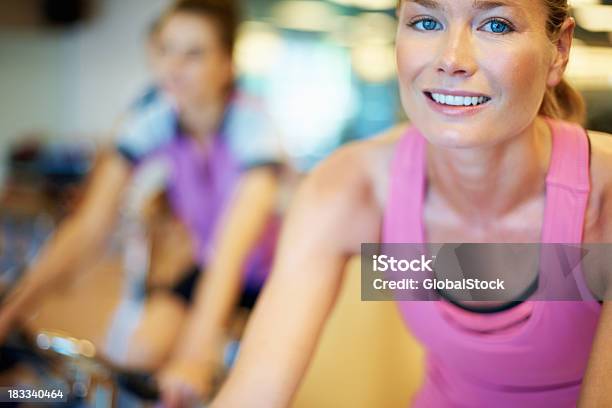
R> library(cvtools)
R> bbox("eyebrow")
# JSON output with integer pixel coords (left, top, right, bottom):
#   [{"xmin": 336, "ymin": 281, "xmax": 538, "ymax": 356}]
[
  {"xmin": 407, "ymin": 0, "xmax": 444, "ymax": 9},
  {"xmin": 406, "ymin": 0, "xmax": 517, "ymax": 11},
  {"xmin": 472, "ymin": 0, "xmax": 517, "ymax": 10}
]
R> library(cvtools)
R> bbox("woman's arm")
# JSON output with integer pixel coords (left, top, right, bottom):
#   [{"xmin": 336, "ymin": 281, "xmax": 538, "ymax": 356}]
[
  {"xmin": 159, "ymin": 166, "xmax": 281, "ymax": 404},
  {"xmin": 0, "ymin": 150, "xmax": 131, "ymax": 340},
  {"xmin": 210, "ymin": 147, "xmax": 381, "ymax": 407},
  {"xmin": 578, "ymin": 130, "xmax": 612, "ymax": 407},
  {"xmin": 579, "ymin": 301, "xmax": 612, "ymax": 407}
]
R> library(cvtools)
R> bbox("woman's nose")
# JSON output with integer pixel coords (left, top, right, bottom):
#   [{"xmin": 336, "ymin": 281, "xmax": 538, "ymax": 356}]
[
  {"xmin": 163, "ymin": 53, "xmax": 186, "ymax": 75},
  {"xmin": 435, "ymin": 26, "xmax": 477, "ymax": 78}
]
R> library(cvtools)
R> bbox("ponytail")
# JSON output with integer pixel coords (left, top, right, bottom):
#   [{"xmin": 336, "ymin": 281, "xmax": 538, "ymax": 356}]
[
  {"xmin": 539, "ymin": 0, "xmax": 586, "ymax": 125},
  {"xmin": 539, "ymin": 78, "xmax": 586, "ymax": 126}
]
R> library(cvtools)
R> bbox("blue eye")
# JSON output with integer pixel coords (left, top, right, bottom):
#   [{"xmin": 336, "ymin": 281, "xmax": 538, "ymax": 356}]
[
  {"xmin": 482, "ymin": 19, "xmax": 513, "ymax": 34},
  {"xmin": 411, "ymin": 18, "xmax": 443, "ymax": 31}
]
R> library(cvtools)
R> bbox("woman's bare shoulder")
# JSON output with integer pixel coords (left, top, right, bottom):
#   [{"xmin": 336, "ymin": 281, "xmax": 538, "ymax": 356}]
[
  {"xmin": 589, "ymin": 130, "xmax": 612, "ymax": 187},
  {"xmin": 588, "ymin": 130, "xmax": 612, "ymax": 241},
  {"xmin": 291, "ymin": 123, "xmax": 409, "ymax": 250},
  {"xmin": 308, "ymin": 123, "xmax": 408, "ymax": 199},
  {"xmin": 589, "ymin": 130, "xmax": 612, "ymax": 149},
  {"xmin": 589, "ymin": 130, "xmax": 612, "ymax": 151}
]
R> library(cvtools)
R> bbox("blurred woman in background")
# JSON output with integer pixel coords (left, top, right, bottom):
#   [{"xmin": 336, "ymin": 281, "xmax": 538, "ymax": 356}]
[
  {"xmin": 212, "ymin": 0, "xmax": 612, "ymax": 407},
  {"xmin": 0, "ymin": 0, "xmax": 283, "ymax": 406}
]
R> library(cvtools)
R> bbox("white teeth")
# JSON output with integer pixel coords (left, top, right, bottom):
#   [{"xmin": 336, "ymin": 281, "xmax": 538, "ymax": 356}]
[{"xmin": 430, "ymin": 92, "xmax": 489, "ymax": 107}]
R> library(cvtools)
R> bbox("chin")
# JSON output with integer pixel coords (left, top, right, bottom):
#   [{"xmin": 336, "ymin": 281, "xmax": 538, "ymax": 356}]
[{"xmin": 418, "ymin": 122, "xmax": 494, "ymax": 150}]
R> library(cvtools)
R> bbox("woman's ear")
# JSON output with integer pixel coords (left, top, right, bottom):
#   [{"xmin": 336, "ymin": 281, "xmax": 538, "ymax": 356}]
[{"xmin": 547, "ymin": 17, "xmax": 575, "ymax": 87}]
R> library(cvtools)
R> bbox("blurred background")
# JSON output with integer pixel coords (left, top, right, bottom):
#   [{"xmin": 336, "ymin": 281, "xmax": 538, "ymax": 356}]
[
  {"xmin": 0, "ymin": 0, "xmax": 611, "ymax": 177},
  {"xmin": 0, "ymin": 0, "xmax": 610, "ymax": 406}
]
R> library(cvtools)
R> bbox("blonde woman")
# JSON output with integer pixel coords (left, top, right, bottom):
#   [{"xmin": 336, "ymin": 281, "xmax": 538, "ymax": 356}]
[{"xmin": 212, "ymin": 0, "xmax": 612, "ymax": 406}]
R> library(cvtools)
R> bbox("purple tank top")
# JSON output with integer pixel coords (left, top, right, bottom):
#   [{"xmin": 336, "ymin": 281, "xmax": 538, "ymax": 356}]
[
  {"xmin": 161, "ymin": 132, "xmax": 277, "ymax": 289},
  {"xmin": 382, "ymin": 118, "xmax": 601, "ymax": 407}
]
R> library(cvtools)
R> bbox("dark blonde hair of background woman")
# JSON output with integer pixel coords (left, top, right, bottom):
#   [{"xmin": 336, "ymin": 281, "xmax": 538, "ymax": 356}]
[{"xmin": 162, "ymin": 0, "xmax": 240, "ymax": 56}]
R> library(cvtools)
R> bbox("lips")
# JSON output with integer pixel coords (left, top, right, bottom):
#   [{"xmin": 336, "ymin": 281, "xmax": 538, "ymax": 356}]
[
  {"xmin": 422, "ymin": 89, "xmax": 492, "ymax": 117},
  {"xmin": 424, "ymin": 91, "xmax": 491, "ymax": 107}
]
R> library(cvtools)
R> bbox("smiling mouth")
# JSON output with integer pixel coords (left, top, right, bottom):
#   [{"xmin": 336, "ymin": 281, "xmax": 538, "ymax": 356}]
[{"xmin": 424, "ymin": 91, "xmax": 491, "ymax": 107}]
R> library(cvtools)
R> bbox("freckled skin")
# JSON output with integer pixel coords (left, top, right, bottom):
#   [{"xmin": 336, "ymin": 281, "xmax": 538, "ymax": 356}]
[{"xmin": 396, "ymin": 0, "xmax": 555, "ymax": 148}]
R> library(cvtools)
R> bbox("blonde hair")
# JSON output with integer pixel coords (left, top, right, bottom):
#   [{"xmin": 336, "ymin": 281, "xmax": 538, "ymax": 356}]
[
  {"xmin": 396, "ymin": 0, "xmax": 586, "ymax": 125},
  {"xmin": 539, "ymin": 0, "xmax": 586, "ymax": 125}
]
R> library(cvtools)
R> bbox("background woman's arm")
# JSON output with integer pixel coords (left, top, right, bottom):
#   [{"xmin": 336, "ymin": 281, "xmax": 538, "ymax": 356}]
[
  {"xmin": 0, "ymin": 150, "xmax": 131, "ymax": 339},
  {"xmin": 158, "ymin": 166, "xmax": 280, "ymax": 405}
]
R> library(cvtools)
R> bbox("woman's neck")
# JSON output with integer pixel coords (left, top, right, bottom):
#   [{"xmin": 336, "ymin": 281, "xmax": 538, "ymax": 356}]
[
  {"xmin": 179, "ymin": 96, "xmax": 228, "ymax": 143},
  {"xmin": 426, "ymin": 117, "xmax": 552, "ymax": 224}
]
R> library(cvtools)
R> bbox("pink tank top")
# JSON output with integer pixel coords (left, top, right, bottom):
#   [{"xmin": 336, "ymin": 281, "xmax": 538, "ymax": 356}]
[{"xmin": 382, "ymin": 118, "xmax": 601, "ymax": 407}]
